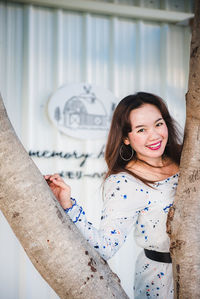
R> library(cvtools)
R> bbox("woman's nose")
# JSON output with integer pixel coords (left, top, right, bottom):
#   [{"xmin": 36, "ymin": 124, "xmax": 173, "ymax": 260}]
[{"xmin": 148, "ymin": 128, "xmax": 160, "ymax": 140}]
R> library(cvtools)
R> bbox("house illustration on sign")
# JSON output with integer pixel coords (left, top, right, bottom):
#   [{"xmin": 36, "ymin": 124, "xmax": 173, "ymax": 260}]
[{"xmin": 58, "ymin": 85, "xmax": 113, "ymax": 130}]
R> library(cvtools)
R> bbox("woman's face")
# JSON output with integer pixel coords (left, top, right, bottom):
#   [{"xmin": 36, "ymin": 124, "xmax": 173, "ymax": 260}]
[{"xmin": 124, "ymin": 104, "xmax": 168, "ymax": 165}]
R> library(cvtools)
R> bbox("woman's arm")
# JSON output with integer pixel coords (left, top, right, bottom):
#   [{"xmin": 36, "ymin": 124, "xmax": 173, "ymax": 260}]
[
  {"xmin": 65, "ymin": 198, "xmax": 137, "ymax": 260},
  {"xmin": 45, "ymin": 173, "xmax": 141, "ymax": 260}
]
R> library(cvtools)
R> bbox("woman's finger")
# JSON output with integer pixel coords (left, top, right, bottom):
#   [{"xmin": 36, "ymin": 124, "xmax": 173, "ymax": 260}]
[
  {"xmin": 51, "ymin": 178, "xmax": 70, "ymax": 190},
  {"xmin": 48, "ymin": 174, "xmax": 64, "ymax": 182}
]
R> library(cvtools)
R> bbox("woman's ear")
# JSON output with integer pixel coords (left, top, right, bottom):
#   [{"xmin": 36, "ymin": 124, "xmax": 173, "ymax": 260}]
[{"xmin": 123, "ymin": 137, "xmax": 130, "ymax": 145}]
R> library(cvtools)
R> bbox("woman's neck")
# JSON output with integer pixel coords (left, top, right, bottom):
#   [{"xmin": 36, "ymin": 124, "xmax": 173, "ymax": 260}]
[
  {"xmin": 136, "ymin": 154, "xmax": 168, "ymax": 167},
  {"xmin": 126, "ymin": 157, "xmax": 179, "ymax": 181}
]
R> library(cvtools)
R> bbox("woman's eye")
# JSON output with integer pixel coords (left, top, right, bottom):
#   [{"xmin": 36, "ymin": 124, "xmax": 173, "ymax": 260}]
[
  {"xmin": 137, "ymin": 128, "xmax": 145, "ymax": 133},
  {"xmin": 156, "ymin": 122, "xmax": 163, "ymax": 127}
]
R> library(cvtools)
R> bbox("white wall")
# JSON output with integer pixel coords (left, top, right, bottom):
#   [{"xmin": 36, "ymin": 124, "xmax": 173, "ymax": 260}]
[{"xmin": 0, "ymin": 1, "xmax": 192, "ymax": 298}]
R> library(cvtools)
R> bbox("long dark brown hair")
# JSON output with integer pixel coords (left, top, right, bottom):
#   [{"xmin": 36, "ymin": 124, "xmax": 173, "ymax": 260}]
[{"xmin": 105, "ymin": 92, "xmax": 182, "ymax": 185}]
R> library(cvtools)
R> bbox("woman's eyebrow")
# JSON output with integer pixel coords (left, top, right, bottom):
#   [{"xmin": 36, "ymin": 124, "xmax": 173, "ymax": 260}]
[
  {"xmin": 135, "ymin": 124, "xmax": 146, "ymax": 129},
  {"xmin": 155, "ymin": 117, "xmax": 163, "ymax": 123},
  {"xmin": 134, "ymin": 118, "xmax": 163, "ymax": 129}
]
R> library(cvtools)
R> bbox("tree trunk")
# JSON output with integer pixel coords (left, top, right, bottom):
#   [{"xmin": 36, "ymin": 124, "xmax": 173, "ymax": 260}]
[
  {"xmin": 167, "ymin": 1, "xmax": 200, "ymax": 298},
  {"xmin": 0, "ymin": 94, "xmax": 128, "ymax": 298}
]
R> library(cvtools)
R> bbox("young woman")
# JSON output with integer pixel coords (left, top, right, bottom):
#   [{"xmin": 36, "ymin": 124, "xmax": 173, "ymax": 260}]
[{"xmin": 45, "ymin": 92, "xmax": 182, "ymax": 298}]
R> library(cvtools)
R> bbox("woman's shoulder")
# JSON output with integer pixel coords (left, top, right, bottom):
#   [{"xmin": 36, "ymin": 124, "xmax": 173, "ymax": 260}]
[
  {"xmin": 106, "ymin": 171, "xmax": 139, "ymax": 182},
  {"xmin": 104, "ymin": 171, "xmax": 144, "ymax": 191},
  {"xmin": 103, "ymin": 172, "xmax": 149, "ymax": 209}
]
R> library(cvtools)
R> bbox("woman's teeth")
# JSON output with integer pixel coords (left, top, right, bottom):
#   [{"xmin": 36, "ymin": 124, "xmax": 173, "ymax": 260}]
[{"xmin": 147, "ymin": 142, "xmax": 161, "ymax": 149}]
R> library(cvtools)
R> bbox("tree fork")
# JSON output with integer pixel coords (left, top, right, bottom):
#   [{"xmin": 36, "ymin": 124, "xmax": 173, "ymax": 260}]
[
  {"xmin": 0, "ymin": 94, "xmax": 128, "ymax": 298},
  {"xmin": 167, "ymin": 0, "xmax": 200, "ymax": 298}
]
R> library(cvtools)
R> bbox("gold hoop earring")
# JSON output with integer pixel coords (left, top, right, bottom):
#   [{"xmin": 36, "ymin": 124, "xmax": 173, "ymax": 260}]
[{"xmin": 119, "ymin": 144, "xmax": 134, "ymax": 161}]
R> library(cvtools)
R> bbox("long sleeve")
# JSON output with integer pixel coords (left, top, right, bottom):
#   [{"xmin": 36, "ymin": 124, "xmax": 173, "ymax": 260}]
[{"xmin": 65, "ymin": 173, "xmax": 145, "ymax": 260}]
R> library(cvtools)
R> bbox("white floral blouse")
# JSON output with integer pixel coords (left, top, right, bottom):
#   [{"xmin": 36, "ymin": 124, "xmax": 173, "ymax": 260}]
[{"xmin": 65, "ymin": 172, "xmax": 179, "ymax": 298}]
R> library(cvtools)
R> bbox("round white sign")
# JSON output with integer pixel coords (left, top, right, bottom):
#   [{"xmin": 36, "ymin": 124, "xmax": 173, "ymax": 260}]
[{"xmin": 47, "ymin": 83, "xmax": 118, "ymax": 140}]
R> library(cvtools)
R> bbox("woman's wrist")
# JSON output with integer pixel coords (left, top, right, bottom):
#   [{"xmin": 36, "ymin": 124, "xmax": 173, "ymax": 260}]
[{"xmin": 64, "ymin": 197, "xmax": 77, "ymax": 212}]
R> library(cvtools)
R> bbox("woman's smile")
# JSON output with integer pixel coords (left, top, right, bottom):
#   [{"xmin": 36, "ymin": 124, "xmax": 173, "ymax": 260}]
[{"xmin": 146, "ymin": 141, "xmax": 162, "ymax": 150}]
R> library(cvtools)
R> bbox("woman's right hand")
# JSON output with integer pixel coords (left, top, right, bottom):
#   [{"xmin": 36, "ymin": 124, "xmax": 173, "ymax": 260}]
[{"xmin": 44, "ymin": 174, "xmax": 72, "ymax": 210}]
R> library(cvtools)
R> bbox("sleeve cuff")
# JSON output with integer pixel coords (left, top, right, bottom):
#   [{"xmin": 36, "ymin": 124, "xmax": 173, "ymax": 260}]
[
  {"xmin": 64, "ymin": 198, "xmax": 84, "ymax": 224},
  {"xmin": 64, "ymin": 197, "xmax": 77, "ymax": 212}
]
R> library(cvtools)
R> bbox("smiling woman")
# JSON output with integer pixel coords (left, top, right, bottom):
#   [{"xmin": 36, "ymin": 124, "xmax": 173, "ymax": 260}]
[
  {"xmin": 105, "ymin": 92, "xmax": 182, "ymax": 184},
  {"xmin": 46, "ymin": 92, "xmax": 183, "ymax": 298}
]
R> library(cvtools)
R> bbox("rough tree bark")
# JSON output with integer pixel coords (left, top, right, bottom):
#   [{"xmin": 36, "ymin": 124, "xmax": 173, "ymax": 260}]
[
  {"xmin": 167, "ymin": 1, "xmax": 200, "ymax": 298},
  {"xmin": 0, "ymin": 94, "xmax": 128, "ymax": 298}
]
